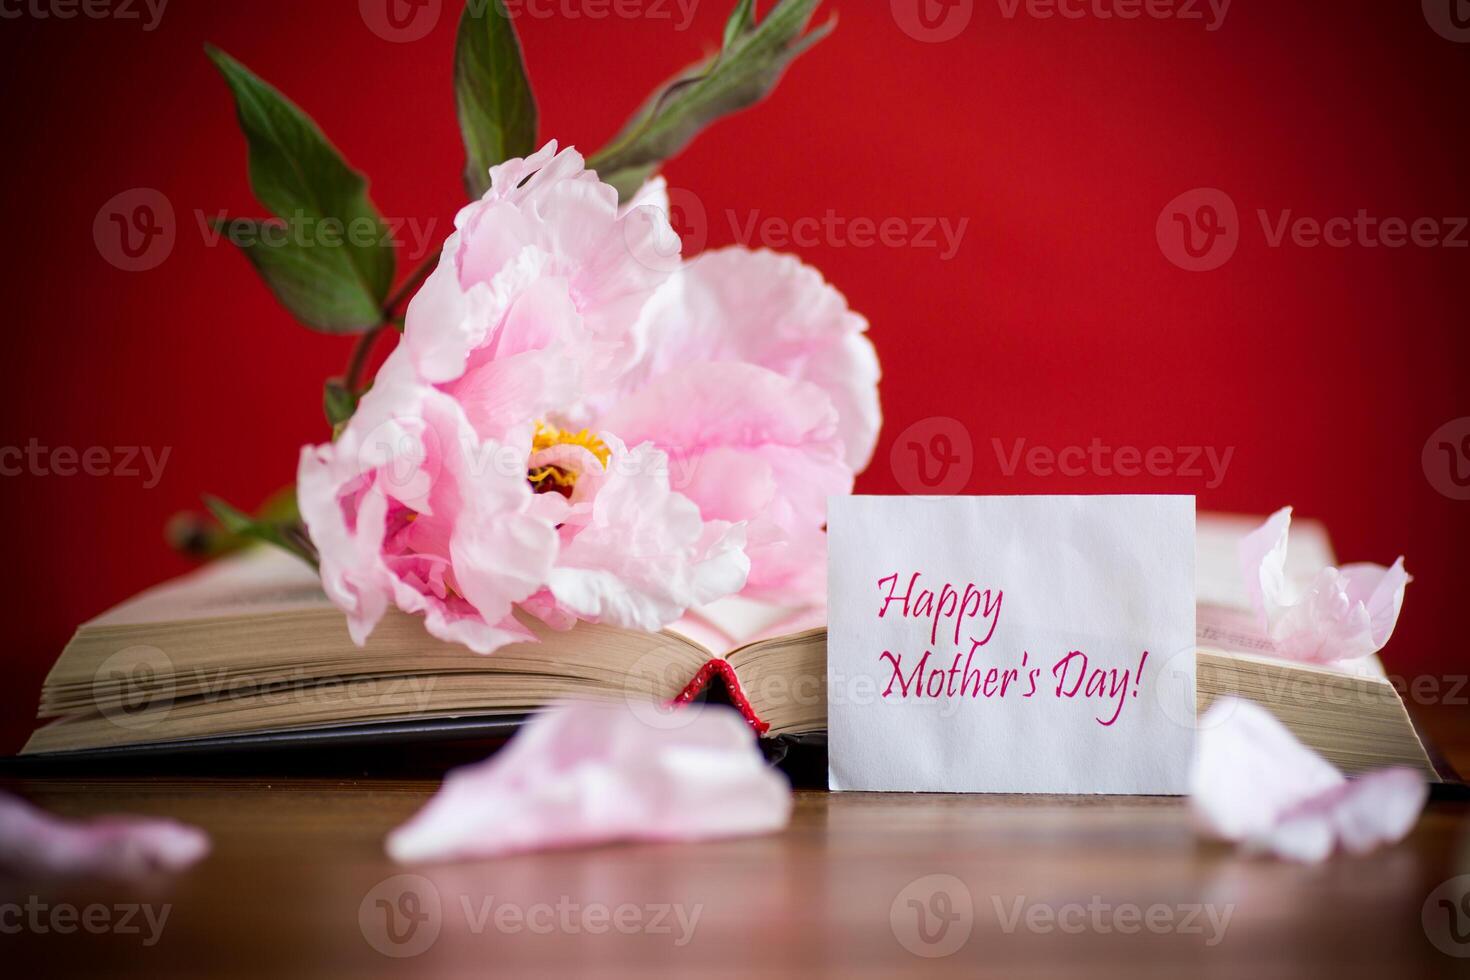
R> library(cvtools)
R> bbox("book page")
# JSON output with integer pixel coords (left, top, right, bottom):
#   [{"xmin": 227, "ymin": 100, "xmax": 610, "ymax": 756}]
[
  {"xmin": 673, "ymin": 595, "xmax": 823, "ymax": 656},
  {"xmin": 88, "ymin": 548, "xmax": 330, "ymax": 627}
]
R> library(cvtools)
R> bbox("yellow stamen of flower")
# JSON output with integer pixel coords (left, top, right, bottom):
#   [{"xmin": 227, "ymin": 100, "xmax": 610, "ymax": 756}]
[
  {"xmin": 527, "ymin": 422, "xmax": 611, "ymax": 496},
  {"xmin": 531, "ymin": 423, "xmax": 612, "ymax": 465}
]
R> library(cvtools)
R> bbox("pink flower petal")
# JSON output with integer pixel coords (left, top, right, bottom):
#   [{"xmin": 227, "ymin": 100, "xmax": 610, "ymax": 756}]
[
  {"xmin": 617, "ymin": 174, "xmax": 669, "ymax": 217},
  {"xmin": 599, "ymin": 361, "xmax": 850, "ymax": 604},
  {"xmin": 546, "ymin": 438, "xmax": 749, "ymax": 632},
  {"xmin": 385, "ymin": 702, "xmax": 792, "ymax": 863},
  {"xmin": 0, "ymin": 793, "xmax": 209, "ymax": 880},
  {"xmin": 1238, "ymin": 506, "xmax": 1410, "ymax": 663},
  {"xmin": 1190, "ymin": 698, "xmax": 1427, "ymax": 862},
  {"xmin": 1191, "ymin": 697, "xmax": 1344, "ymax": 843},
  {"xmin": 1266, "ymin": 768, "xmax": 1428, "ymax": 862},
  {"xmin": 403, "ymin": 142, "xmax": 674, "ymax": 421},
  {"xmin": 621, "ymin": 247, "xmax": 882, "ymax": 471}
]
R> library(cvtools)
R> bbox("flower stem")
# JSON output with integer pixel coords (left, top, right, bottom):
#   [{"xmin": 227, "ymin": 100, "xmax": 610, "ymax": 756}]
[
  {"xmin": 383, "ymin": 254, "xmax": 438, "ymax": 318},
  {"xmin": 342, "ymin": 254, "xmax": 438, "ymax": 395},
  {"xmin": 344, "ymin": 328, "xmax": 382, "ymax": 394}
]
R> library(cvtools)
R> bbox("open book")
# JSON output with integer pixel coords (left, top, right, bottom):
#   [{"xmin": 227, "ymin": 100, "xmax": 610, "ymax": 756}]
[{"xmin": 22, "ymin": 513, "xmax": 1443, "ymax": 781}]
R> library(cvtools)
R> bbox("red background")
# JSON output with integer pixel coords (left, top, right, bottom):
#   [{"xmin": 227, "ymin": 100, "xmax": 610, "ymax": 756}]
[{"xmin": 1, "ymin": 1, "xmax": 1466, "ymax": 752}]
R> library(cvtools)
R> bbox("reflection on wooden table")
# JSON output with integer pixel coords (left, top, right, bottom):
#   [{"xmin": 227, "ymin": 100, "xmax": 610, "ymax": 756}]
[{"xmin": 2, "ymin": 707, "xmax": 1468, "ymax": 977}]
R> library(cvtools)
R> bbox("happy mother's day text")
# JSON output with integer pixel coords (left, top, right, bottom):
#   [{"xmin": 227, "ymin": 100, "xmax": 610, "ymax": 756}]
[{"xmin": 875, "ymin": 572, "xmax": 1151, "ymax": 727}]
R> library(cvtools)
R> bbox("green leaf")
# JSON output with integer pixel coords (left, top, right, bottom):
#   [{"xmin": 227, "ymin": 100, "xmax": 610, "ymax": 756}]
[
  {"xmin": 171, "ymin": 488, "xmax": 305, "ymax": 560},
  {"xmin": 203, "ymin": 495, "xmax": 260, "ymax": 536},
  {"xmin": 323, "ymin": 378, "xmax": 357, "ymax": 428},
  {"xmin": 455, "ymin": 0, "xmax": 538, "ymax": 199},
  {"xmin": 256, "ymin": 485, "xmax": 303, "ymax": 526},
  {"xmin": 724, "ymin": 0, "xmax": 756, "ymax": 49},
  {"xmin": 220, "ymin": 219, "xmax": 386, "ymax": 332},
  {"xmin": 203, "ymin": 493, "xmax": 318, "ymax": 568},
  {"xmin": 588, "ymin": 0, "xmax": 832, "ymax": 201},
  {"xmin": 207, "ymin": 46, "xmax": 395, "ymax": 332}
]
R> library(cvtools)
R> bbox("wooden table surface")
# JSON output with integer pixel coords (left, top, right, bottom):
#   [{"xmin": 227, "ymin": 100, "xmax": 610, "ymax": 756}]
[{"xmin": 4, "ymin": 709, "xmax": 1470, "ymax": 978}]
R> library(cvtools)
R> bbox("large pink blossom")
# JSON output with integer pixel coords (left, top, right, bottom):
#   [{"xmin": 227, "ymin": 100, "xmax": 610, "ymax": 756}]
[{"xmin": 300, "ymin": 142, "xmax": 880, "ymax": 652}]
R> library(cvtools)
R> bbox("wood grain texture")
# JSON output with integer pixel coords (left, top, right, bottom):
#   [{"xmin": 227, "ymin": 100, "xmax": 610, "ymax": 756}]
[{"xmin": 2, "ymin": 707, "xmax": 1468, "ymax": 978}]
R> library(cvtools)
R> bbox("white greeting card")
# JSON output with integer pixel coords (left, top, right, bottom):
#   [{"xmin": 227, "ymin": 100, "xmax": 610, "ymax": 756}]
[{"xmin": 827, "ymin": 495, "xmax": 1196, "ymax": 794}]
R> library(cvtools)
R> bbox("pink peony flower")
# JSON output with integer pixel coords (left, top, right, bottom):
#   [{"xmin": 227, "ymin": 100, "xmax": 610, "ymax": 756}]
[{"xmin": 299, "ymin": 142, "xmax": 880, "ymax": 652}]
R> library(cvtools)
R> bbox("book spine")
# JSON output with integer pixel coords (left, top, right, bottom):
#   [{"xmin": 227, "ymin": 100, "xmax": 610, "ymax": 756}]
[{"xmin": 672, "ymin": 659, "xmax": 771, "ymax": 736}]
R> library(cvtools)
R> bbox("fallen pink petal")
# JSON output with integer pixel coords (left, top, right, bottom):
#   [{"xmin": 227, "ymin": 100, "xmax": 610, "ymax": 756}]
[
  {"xmin": 0, "ymin": 792, "xmax": 210, "ymax": 880},
  {"xmin": 1190, "ymin": 698, "xmax": 1427, "ymax": 863},
  {"xmin": 386, "ymin": 701, "xmax": 793, "ymax": 863},
  {"xmin": 1238, "ymin": 506, "xmax": 1410, "ymax": 663}
]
